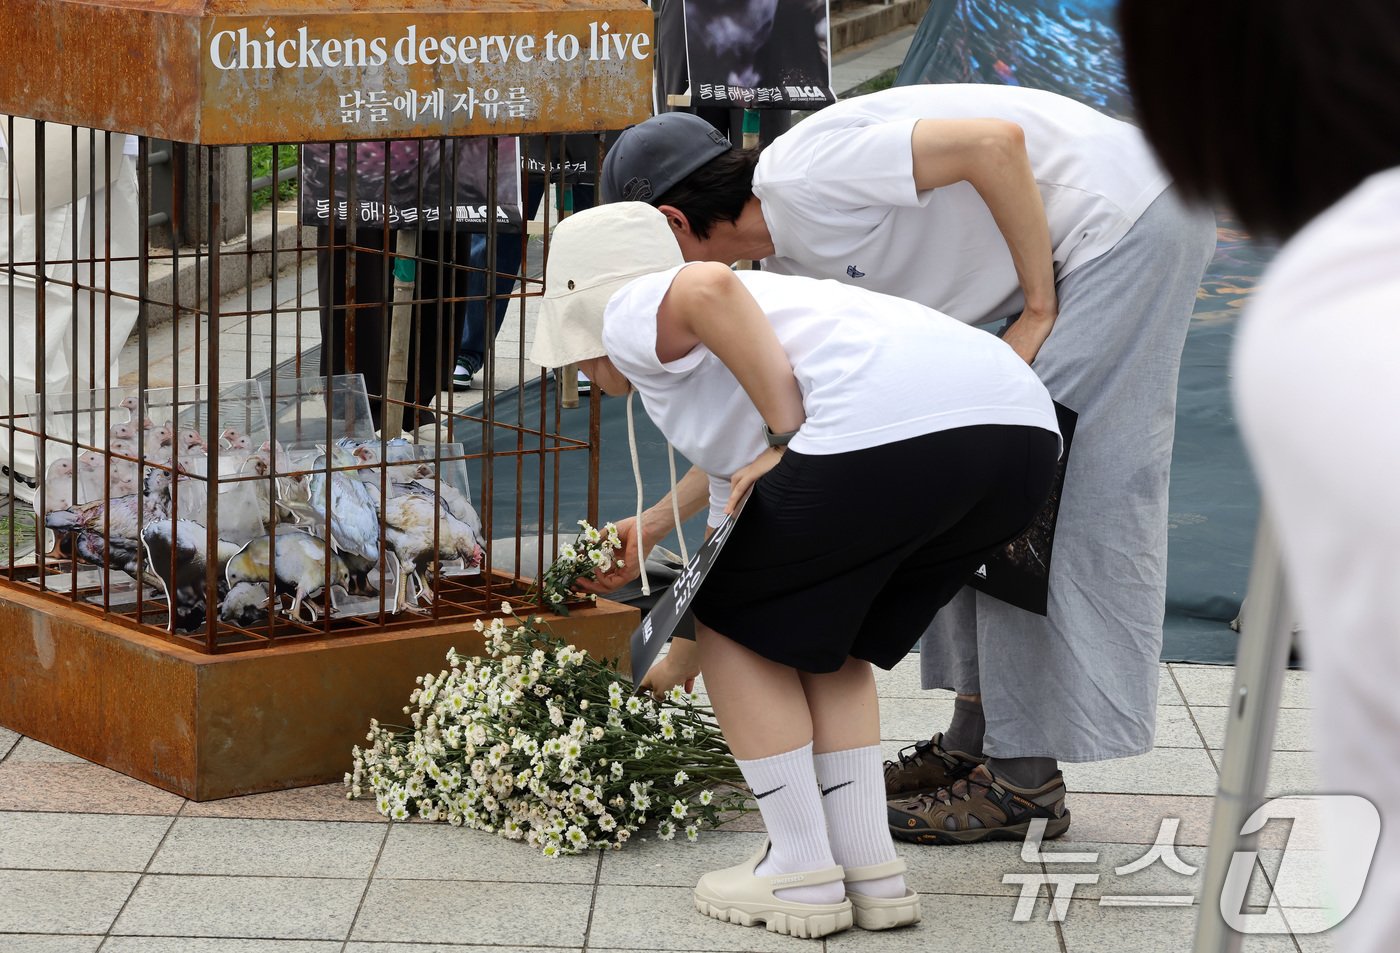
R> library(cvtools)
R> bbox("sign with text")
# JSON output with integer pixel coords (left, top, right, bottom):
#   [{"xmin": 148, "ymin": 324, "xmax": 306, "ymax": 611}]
[
  {"xmin": 198, "ymin": 9, "xmax": 654, "ymax": 142},
  {"xmin": 0, "ymin": 2, "xmax": 652, "ymax": 145},
  {"xmin": 299, "ymin": 138, "xmax": 522, "ymax": 231},
  {"xmin": 683, "ymin": 0, "xmax": 834, "ymax": 109},
  {"xmin": 628, "ymin": 492, "xmax": 749, "ymax": 684}
]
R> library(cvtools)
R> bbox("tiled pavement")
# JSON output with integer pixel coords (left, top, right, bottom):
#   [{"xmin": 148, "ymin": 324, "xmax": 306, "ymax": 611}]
[{"xmin": 0, "ymin": 659, "xmax": 1331, "ymax": 952}]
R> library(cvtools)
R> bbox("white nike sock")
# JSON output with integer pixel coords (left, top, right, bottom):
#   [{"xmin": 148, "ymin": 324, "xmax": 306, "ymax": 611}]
[
  {"xmin": 738, "ymin": 742, "xmax": 845, "ymax": 905},
  {"xmin": 814, "ymin": 745, "xmax": 908, "ymax": 899}
]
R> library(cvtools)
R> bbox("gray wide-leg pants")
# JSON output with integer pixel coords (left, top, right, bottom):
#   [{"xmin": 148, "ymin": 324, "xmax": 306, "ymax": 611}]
[{"xmin": 919, "ymin": 188, "xmax": 1218, "ymax": 762}]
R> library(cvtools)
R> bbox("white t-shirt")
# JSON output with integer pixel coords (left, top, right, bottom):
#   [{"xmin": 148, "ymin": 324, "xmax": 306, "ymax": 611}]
[
  {"xmin": 753, "ymin": 84, "xmax": 1171, "ymax": 324},
  {"xmin": 603, "ymin": 265, "xmax": 1060, "ymax": 525},
  {"xmin": 1232, "ymin": 166, "xmax": 1400, "ymax": 953}
]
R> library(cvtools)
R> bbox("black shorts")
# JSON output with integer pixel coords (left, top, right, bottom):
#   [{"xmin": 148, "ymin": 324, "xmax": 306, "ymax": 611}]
[{"xmin": 690, "ymin": 424, "xmax": 1059, "ymax": 673}]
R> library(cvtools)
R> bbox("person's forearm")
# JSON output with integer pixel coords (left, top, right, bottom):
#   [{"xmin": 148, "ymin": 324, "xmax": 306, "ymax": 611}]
[
  {"xmin": 910, "ymin": 119, "xmax": 1057, "ymax": 317},
  {"xmin": 638, "ymin": 465, "xmax": 709, "ymax": 546}
]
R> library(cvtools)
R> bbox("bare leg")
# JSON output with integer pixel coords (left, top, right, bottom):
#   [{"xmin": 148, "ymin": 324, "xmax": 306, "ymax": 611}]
[
  {"xmin": 696, "ymin": 622, "xmax": 812, "ymax": 759},
  {"xmin": 696, "ymin": 622, "xmax": 842, "ymax": 905},
  {"xmin": 800, "ymin": 657, "xmax": 880, "ymax": 754}
]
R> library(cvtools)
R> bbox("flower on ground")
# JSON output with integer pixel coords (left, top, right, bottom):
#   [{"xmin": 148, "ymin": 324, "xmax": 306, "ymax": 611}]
[{"xmin": 348, "ymin": 612, "xmax": 749, "ymax": 856}]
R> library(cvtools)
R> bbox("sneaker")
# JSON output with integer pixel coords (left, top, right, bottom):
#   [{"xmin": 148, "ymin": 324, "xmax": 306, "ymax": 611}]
[
  {"xmin": 883, "ymin": 733, "xmax": 986, "ymax": 798},
  {"xmin": 452, "ymin": 364, "xmax": 474, "ymax": 390},
  {"xmin": 693, "ymin": 840, "xmax": 853, "ymax": 939},
  {"xmin": 887, "ymin": 763, "xmax": 1070, "ymax": 845}
]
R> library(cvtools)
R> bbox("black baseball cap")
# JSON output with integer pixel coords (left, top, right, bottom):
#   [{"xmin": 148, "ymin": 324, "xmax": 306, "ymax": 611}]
[{"xmin": 600, "ymin": 113, "xmax": 733, "ymax": 204}]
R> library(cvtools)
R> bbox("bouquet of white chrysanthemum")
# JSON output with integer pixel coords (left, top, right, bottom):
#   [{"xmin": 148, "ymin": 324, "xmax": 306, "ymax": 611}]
[
  {"xmin": 535, "ymin": 520, "xmax": 624, "ymax": 615},
  {"xmin": 347, "ymin": 610, "xmax": 749, "ymax": 855}
]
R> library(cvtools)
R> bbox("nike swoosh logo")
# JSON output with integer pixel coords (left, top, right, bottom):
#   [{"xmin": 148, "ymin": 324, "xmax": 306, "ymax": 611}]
[
  {"xmin": 820, "ymin": 781, "xmax": 853, "ymax": 797},
  {"xmin": 753, "ymin": 785, "xmax": 786, "ymax": 800}
]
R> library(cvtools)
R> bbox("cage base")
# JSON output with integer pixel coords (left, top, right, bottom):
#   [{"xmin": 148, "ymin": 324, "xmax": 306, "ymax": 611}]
[{"xmin": 0, "ymin": 577, "xmax": 638, "ymax": 801}]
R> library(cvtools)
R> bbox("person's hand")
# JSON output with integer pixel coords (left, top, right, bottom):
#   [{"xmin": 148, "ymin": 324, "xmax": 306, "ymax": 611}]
[
  {"xmin": 639, "ymin": 638, "xmax": 701, "ymax": 700},
  {"xmin": 1000, "ymin": 303, "xmax": 1058, "ymax": 365},
  {"xmin": 575, "ymin": 517, "xmax": 643, "ymax": 594},
  {"xmin": 727, "ymin": 446, "xmax": 785, "ymax": 514}
]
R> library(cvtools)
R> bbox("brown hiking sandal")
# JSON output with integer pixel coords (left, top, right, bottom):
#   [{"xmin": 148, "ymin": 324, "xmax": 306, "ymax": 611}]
[
  {"xmin": 887, "ymin": 763, "xmax": 1071, "ymax": 845},
  {"xmin": 883, "ymin": 733, "xmax": 986, "ymax": 799}
]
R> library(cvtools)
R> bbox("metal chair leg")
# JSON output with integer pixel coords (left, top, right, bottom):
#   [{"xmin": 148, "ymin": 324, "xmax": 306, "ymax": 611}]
[{"xmin": 1194, "ymin": 510, "xmax": 1294, "ymax": 953}]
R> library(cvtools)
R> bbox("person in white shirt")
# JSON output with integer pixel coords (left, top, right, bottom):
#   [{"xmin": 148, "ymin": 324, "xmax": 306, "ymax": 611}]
[
  {"xmin": 531, "ymin": 201, "xmax": 1059, "ymax": 938},
  {"xmin": 1120, "ymin": 4, "xmax": 1400, "ymax": 950},
  {"xmin": 593, "ymin": 85, "xmax": 1217, "ymax": 839}
]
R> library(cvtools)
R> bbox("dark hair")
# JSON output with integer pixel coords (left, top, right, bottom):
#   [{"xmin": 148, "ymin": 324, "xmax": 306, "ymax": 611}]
[
  {"xmin": 653, "ymin": 147, "xmax": 760, "ymax": 240},
  {"xmin": 1119, "ymin": 0, "xmax": 1400, "ymax": 239}
]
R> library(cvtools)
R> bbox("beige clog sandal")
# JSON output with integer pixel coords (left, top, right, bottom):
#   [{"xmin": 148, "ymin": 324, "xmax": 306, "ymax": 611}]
[
  {"xmin": 693, "ymin": 840, "xmax": 854, "ymax": 939},
  {"xmin": 845, "ymin": 857, "xmax": 922, "ymax": 930}
]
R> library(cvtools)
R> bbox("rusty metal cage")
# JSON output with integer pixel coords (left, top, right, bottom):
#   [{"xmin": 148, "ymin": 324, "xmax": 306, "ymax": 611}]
[
  {"xmin": 0, "ymin": 0, "xmax": 656, "ymax": 656},
  {"xmin": 1, "ymin": 124, "xmax": 613, "ymax": 653}
]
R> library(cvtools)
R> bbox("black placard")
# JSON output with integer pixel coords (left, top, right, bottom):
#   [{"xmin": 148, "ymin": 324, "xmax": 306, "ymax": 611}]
[
  {"xmin": 628, "ymin": 491, "xmax": 749, "ymax": 684},
  {"xmin": 966, "ymin": 400, "xmax": 1078, "ymax": 616}
]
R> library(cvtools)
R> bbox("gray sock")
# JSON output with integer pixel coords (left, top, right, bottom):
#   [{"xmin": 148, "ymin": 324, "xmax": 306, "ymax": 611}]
[
  {"xmin": 987, "ymin": 756, "xmax": 1060, "ymax": 790},
  {"xmin": 942, "ymin": 696, "xmax": 986, "ymax": 758}
]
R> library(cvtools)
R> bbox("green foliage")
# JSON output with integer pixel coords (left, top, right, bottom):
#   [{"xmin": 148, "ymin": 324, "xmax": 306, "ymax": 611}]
[{"xmin": 249, "ymin": 145, "xmax": 300, "ymax": 212}]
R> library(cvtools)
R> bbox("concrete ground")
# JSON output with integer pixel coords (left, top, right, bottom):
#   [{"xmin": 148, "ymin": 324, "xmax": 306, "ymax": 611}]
[{"xmin": 0, "ymin": 659, "xmax": 1329, "ymax": 952}]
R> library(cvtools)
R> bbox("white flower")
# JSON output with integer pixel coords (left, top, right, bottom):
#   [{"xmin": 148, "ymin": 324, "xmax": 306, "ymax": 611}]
[
  {"xmin": 566, "ymin": 825, "xmax": 587, "ymax": 847},
  {"xmin": 660, "ymin": 724, "xmax": 676, "ymax": 740},
  {"xmin": 584, "ymin": 524, "xmax": 602, "ymax": 544},
  {"xmin": 658, "ymin": 820, "xmax": 676, "ymax": 841},
  {"xmin": 591, "ymin": 727, "xmax": 605, "ymax": 741},
  {"xmin": 626, "ymin": 697, "xmax": 643, "ymax": 714},
  {"xmin": 598, "ymin": 812, "xmax": 617, "ymax": 831},
  {"xmin": 559, "ymin": 544, "xmax": 577, "ymax": 561},
  {"xmin": 390, "ymin": 804, "xmax": 409, "ymax": 821},
  {"xmin": 685, "ymin": 825, "xmax": 699, "ymax": 843},
  {"xmin": 699, "ymin": 790, "xmax": 713, "ymax": 806},
  {"xmin": 564, "ymin": 739, "xmax": 582, "ymax": 759},
  {"xmin": 500, "ymin": 601, "xmax": 513, "ymax": 615},
  {"xmin": 673, "ymin": 770, "xmax": 688, "ymax": 787},
  {"xmin": 671, "ymin": 801, "xmax": 688, "ymax": 819},
  {"xmin": 542, "ymin": 843, "xmax": 560, "ymax": 858}
]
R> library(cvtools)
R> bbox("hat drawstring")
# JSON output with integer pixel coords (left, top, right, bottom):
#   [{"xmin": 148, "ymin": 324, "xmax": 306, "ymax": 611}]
[
  {"xmin": 626, "ymin": 390, "xmax": 650, "ymax": 597},
  {"xmin": 666, "ymin": 441, "xmax": 689, "ymax": 566}
]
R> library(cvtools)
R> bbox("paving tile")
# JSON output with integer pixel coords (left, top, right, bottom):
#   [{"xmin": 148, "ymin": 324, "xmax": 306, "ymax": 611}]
[
  {"xmin": 826, "ymin": 896, "xmax": 1058, "ymax": 953},
  {"xmin": 1193, "ymin": 706, "xmax": 1315, "ymax": 751},
  {"xmin": 1172, "ymin": 664, "xmax": 1311, "ymax": 709},
  {"xmin": 878, "ymin": 696, "xmax": 955, "ymax": 743},
  {"xmin": 902, "ymin": 840, "xmax": 1029, "ymax": 897},
  {"xmin": 1063, "ymin": 747, "xmax": 1220, "ymax": 796},
  {"xmin": 0, "ymin": 869, "xmax": 138, "ymax": 934},
  {"xmin": 599, "ymin": 829, "xmax": 765, "ymax": 887},
  {"xmin": 0, "ymin": 812, "xmax": 172, "ymax": 872},
  {"xmin": 872, "ymin": 659, "xmax": 926, "ymax": 699},
  {"xmin": 346, "ymin": 947, "xmax": 576, "ymax": 953},
  {"xmin": 1158, "ymin": 667, "xmax": 1187, "ymax": 707},
  {"xmin": 375, "ymin": 823, "xmax": 596, "ymax": 884},
  {"xmin": 1154, "ymin": 705, "xmax": 1209, "ymax": 749},
  {"xmin": 4, "ymin": 739, "xmax": 88, "ymax": 764},
  {"xmin": 0, "ymin": 726, "xmax": 19, "ymax": 760},
  {"xmin": 1062, "ymin": 793, "xmax": 1236, "ymax": 847},
  {"xmin": 102, "ymin": 941, "xmax": 342, "ymax": 953},
  {"xmin": 0, "ymin": 764, "xmax": 185, "ymax": 816},
  {"xmin": 1056, "ymin": 897, "xmax": 1296, "ymax": 952},
  {"xmin": 588, "ymin": 884, "xmax": 813, "ymax": 952},
  {"xmin": 0, "ymin": 937, "xmax": 102, "ymax": 952},
  {"xmin": 149, "ymin": 817, "xmax": 385, "ymax": 878},
  {"xmin": 112, "ymin": 875, "xmax": 364, "ymax": 940},
  {"xmin": 1210, "ymin": 750, "xmax": 1320, "ymax": 797},
  {"xmin": 351, "ymin": 880, "xmax": 592, "ymax": 946},
  {"xmin": 180, "ymin": 783, "xmax": 385, "ymax": 823}
]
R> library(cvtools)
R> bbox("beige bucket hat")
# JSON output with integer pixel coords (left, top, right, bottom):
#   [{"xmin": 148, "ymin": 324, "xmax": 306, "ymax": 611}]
[{"xmin": 529, "ymin": 202, "xmax": 684, "ymax": 369}]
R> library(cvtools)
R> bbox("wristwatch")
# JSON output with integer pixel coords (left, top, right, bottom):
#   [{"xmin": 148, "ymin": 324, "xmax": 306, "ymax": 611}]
[{"xmin": 764, "ymin": 425, "xmax": 798, "ymax": 448}]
